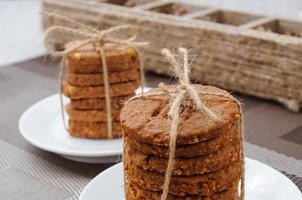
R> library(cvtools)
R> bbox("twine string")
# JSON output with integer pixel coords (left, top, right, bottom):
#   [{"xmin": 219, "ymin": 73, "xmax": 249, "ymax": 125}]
[
  {"xmin": 98, "ymin": 45, "xmax": 113, "ymax": 138},
  {"xmin": 160, "ymin": 89, "xmax": 185, "ymax": 200},
  {"xmin": 43, "ymin": 12, "xmax": 147, "ymax": 138},
  {"xmin": 59, "ymin": 57, "xmax": 68, "ymax": 131}
]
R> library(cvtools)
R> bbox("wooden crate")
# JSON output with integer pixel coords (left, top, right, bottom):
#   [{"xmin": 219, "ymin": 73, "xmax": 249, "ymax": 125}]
[{"xmin": 43, "ymin": 0, "xmax": 302, "ymax": 112}]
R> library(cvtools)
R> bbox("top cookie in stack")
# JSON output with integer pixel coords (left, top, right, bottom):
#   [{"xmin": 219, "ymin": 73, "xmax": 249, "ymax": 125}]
[
  {"xmin": 121, "ymin": 85, "xmax": 244, "ymax": 200},
  {"xmin": 62, "ymin": 41, "xmax": 141, "ymax": 139}
]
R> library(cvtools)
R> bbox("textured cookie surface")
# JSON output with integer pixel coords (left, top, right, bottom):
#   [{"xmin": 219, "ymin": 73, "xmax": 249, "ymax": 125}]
[
  {"xmin": 66, "ymin": 104, "xmax": 121, "ymax": 122},
  {"xmin": 125, "ymin": 140, "xmax": 242, "ymax": 176},
  {"xmin": 125, "ymin": 157, "xmax": 242, "ymax": 196},
  {"xmin": 125, "ymin": 123, "xmax": 238, "ymax": 158},
  {"xmin": 62, "ymin": 80, "xmax": 139, "ymax": 99},
  {"xmin": 68, "ymin": 120, "xmax": 122, "ymax": 139},
  {"xmin": 121, "ymin": 85, "xmax": 241, "ymax": 146},
  {"xmin": 66, "ymin": 59, "xmax": 140, "ymax": 74},
  {"xmin": 69, "ymin": 95, "xmax": 133, "ymax": 110},
  {"xmin": 65, "ymin": 41, "xmax": 140, "ymax": 73},
  {"xmin": 67, "ymin": 69, "xmax": 139, "ymax": 86},
  {"xmin": 125, "ymin": 178, "xmax": 240, "ymax": 200}
]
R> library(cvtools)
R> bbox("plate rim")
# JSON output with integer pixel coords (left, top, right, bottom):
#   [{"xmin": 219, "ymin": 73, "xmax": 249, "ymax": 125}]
[
  {"xmin": 79, "ymin": 162, "xmax": 124, "ymax": 200},
  {"xmin": 18, "ymin": 93, "xmax": 123, "ymax": 157},
  {"xmin": 79, "ymin": 158, "xmax": 302, "ymax": 200}
]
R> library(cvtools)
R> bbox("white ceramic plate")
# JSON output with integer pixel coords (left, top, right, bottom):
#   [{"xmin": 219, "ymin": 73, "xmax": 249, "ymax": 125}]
[
  {"xmin": 19, "ymin": 87, "xmax": 150, "ymax": 163},
  {"xmin": 79, "ymin": 158, "xmax": 302, "ymax": 200}
]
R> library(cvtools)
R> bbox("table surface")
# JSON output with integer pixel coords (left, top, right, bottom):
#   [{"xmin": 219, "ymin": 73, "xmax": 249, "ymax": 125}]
[{"xmin": 0, "ymin": 57, "xmax": 301, "ymax": 199}]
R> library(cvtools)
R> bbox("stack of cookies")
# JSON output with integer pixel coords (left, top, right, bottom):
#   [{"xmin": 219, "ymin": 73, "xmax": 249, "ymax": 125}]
[
  {"xmin": 121, "ymin": 85, "xmax": 244, "ymax": 199},
  {"xmin": 62, "ymin": 41, "xmax": 141, "ymax": 139}
]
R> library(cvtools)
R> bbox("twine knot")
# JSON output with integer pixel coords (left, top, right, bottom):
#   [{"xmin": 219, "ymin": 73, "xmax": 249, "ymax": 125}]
[
  {"xmin": 95, "ymin": 33, "xmax": 107, "ymax": 46},
  {"xmin": 161, "ymin": 48, "xmax": 218, "ymax": 122}
]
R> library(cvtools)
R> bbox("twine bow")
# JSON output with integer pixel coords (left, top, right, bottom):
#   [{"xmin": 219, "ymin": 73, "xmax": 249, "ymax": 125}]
[
  {"xmin": 127, "ymin": 48, "xmax": 245, "ymax": 200},
  {"xmin": 43, "ymin": 12, "xmax": 148, "ymax": 138},
  {"xmin": 161, "ymin": 48, "xmax": 218, "ymax": 200}
]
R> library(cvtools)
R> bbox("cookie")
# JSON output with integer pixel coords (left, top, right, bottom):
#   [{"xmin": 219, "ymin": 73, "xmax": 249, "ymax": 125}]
[
  {"xmin": 125, "ymin": 123, "xmax": 238, "ymax": 158},
  {"xmin": 68, "ymin": 120, "xmax": 122, "ymax": 139},
  {"xmin": 65, "ymin": 41, "xmax": 140, "ymax": 73},
  {"xmin": 62, "ymin": 80, "xmax": 139, "ymax": 99},
  {"xmin": 69, "ymin": 95, "xmax": 133, "ymax": 110},
  {"xmin": 66, "ymin": 104, "xmax": 121, "ymax": 122},
  {"xmin": 125, "ymin": 178, "xmax": 240, "ymax": 200},
  {"xmin": 66, "ymin": 60, "xmax": 140, "ymax": 74},
  {"xmin": 125, "ymin": 158, "xmax": 242, "ymax": 196},
  {"xmin": 125, "ymin": 140, "xmax": 242, "ymax": 176},
  {"xmin": 120, "ymin": 85, "xmax": 241, "ymax": 146},
  {"xmin": 66, "ymin": 69, "xmax": 139, "ymax": 86}
]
